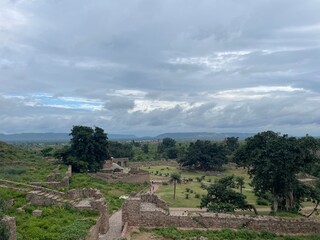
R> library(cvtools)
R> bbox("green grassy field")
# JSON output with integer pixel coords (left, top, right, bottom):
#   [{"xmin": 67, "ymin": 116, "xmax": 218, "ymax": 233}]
[
  {"xmin": 141, "ymin": 164, "xmax": 316, "ymax": 212},
  {"xmin": 141, "ymin": 164, "xmax": 261, "ymax": 208}
]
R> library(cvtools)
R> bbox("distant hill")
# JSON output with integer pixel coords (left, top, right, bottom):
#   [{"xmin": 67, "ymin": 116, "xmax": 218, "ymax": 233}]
[
  {"xmin": 0, "ymin": 133, "xmax": 70, "ymax": 143},
  {"xmin": 155, "ymin": 132, "xmax": 254, "ymax": 140},
  {"xmin": 0, "ymin": 131, "xmax": 254, "ymax": 143}
]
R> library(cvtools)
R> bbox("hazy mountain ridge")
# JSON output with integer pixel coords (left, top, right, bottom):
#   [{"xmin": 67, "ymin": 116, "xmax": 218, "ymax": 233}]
[
  {"xmin": 155, "ymin": 132, "xmax": 254, "ymax": 140},
  {"xmin": 0, "ymin": 132, "xmax": 255, "ymax": 143}
]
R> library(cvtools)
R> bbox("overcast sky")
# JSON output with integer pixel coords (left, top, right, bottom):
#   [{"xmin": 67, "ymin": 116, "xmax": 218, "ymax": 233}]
[{"xmin": 1, "ymin": 0, "xmax": 320, "ymax": 136}]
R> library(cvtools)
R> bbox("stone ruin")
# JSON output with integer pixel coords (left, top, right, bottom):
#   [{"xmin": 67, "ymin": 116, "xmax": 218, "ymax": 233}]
[
  {"xmin": 0, "ymin": 178, "xmax": 109, "ymax": 240},
  {"xmin": 92, "ymin": 158, "xmax": 150, "ymax": 183},
  {"xmin": 30, "ymin": 165, "xmax": 72, "ymax": 190},
  {"xmin": 122, "ymin": 194, "xmax": 320, "ymax": 235},
  {"xmin": 1, "ymin": 216, "xmax": 16, "ymax": 240},
  {"xmin": 27, "ymin": 188, "xmax": 109, "ymax": 237}
]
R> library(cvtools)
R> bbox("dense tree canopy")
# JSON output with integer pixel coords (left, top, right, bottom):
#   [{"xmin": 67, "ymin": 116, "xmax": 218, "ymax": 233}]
[
  {"xmin": 179, "ymin": 140, "xmax": 227, "ymax": 171},
  {"xmin": 58, "ymin": 126, "xmax": 109, "ymax": 173},
  {"xmin": 108, "ymin": 141, "xmax": 133, "ymax": 159},
  {"xmin": 200, "ymin": 176, "xmax": 248, "ymax": 212},
  {"xmin": 224, "ymin": 137, "xmax": 240, "ymax": 154},
  {"xmin": 234, "ymin": 131, "xmax": 319, "ymax": 212},
  {"xmin": 158, "ymin": 137, "xmax": 178, "ymax": 159}
]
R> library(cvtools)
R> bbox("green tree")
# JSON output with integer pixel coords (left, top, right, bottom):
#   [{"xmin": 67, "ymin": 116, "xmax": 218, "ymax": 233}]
[
  {"xmin": 158, "ymin": 138, "xmax": 178, "ymax": 159},
  {"xmin": 225, "ymin": 137, "xmax": 240, "ymax": 154},
  {"xmin": 169, "ymin": 173, "xmax": 181, "ymax": 200},
  {"xmin": 200, "ymin": 176, "xmax": 247, "ymax": 212},
  {"xmin": 179, "ymin": 140, "xmax": 227, "ymax": 171},
  {"xmin": 234, "ymin": 131, "xmax": 319, "ymax": 212},
  {"xmin": 60, "ymin": 126, "xmax": 109, "ymax": 172},
  {"xmin": 109, "ymin": 141, "xmax": 133, "ymax": 159},
  {"xmin": 141, "ymin": 144, "xmax": 149, "ymax": 154},
  {"xmin": 40, "ymin": 146, "xmax": 54, "ymax": 157}
]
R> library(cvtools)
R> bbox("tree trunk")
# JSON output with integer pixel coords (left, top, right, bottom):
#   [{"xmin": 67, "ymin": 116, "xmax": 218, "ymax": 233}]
[
  {"xmin": 272, "ymin": 193, "xmax": 278, "ymax": 212},
  {"xmin": 285, "ymin": 191, "xmax": 295, "ymax": 211}
]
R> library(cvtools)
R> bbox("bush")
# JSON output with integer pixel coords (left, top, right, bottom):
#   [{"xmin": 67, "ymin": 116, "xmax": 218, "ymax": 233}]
[
  {"xmin": 162, "ymin": 182, "xmax": 168, "ymax": 186},
  {"xmin": 196, "ymin": 177, "xmax": 202, "ymax": 182},
  {"xmin": 200, "ymin": 183, "xmax": 207, "ymax": 189},
  {"xmin": 256, "ymin": 198, "xmax": 269, "ymax": 206},
  {"xmin": 195, "ymin": 193, "xmax": 200, "ymax": 198},
  {"xmin": 185, "ymin": 188, "xmax": 190, "ymax": 192},
  {"xmin": 185, "ymin": 194, "xmax": 189, "ymax": 199},
  {"xmin": 0, "ymin": 218, "xmax": 9, "ymax": 240}
]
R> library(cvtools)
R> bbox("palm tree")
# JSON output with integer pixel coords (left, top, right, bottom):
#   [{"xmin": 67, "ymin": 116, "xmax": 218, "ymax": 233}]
[{"xmin": 169, "ymin": 173, "xmax": 182, "ymax": 200}]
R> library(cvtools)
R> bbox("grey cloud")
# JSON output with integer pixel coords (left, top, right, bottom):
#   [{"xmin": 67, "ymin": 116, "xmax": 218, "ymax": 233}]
[
  {"xmin": 0, "ymin": 0, "xmax": 320, "ymax": 135},
  {"xmin": 104, "ymin": 97, "xmax": 135, "ymax": 111}
]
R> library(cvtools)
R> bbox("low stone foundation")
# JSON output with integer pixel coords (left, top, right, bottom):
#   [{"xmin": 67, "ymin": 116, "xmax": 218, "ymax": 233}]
[
  {"xmin": 26, "ymin": 188, "xmax": 109, "ymax": 237},
  {"xmin": 93, "ymin": 169, "xmax": 150, "ymax": 183},
  {"xmin": 31, "ymin": 165, "xmax": 72, "ymax": 190},
  {"xmin": 122, "ymin": 195, "xmax": 320, "ymax": 235}
]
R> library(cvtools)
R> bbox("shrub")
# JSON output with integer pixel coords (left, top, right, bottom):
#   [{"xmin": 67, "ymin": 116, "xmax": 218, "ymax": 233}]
[
  {"xmin": 200, "ymin": 183, "xmax": 207, "ymax": 189},
  {"xmin": 162, "ymin": 182, "xmax": 168, "ymax": 186},
  {"xmin": 185, "ymin": 188, "xmax": 190, "ymax": 192},
  {"xmin": 185, "ymin": 194, "xmax": 189, "ymax": 199},
  {"xmin": 256, "ymin": 198, "xmax": 269, "ymax": 206},
  {"xmin": 195, "ymin": 193, "xmax": 200, "ymax": 198}
]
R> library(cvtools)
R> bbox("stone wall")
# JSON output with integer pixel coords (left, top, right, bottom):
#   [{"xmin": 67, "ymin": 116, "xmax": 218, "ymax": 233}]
[
  {"xmin": 93, "ymin": 170, "xmax": 150, "ymax": 183},
  {"xmin": 122, "ymin": 196, "xmax": 320, "ymax": 235},
  {"xmin": 1, "ymin": 216, "xmax": 16, "ymax": 240},
  {"xmin": 85, "ymin": 212, "xmax": 109, "ymax": 240},
  {"xmin": 128, "ymin": 160, "xmax": 179, "ymax": 168},
  {"xmin": 140, "ymin": 194, "xmax": 168, "ymax": 211}
]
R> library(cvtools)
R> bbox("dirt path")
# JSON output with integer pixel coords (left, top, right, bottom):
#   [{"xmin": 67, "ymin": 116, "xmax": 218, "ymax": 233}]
[{"xmin": 99, "ymin": 210, "xmax": 122, "ymax": 240}]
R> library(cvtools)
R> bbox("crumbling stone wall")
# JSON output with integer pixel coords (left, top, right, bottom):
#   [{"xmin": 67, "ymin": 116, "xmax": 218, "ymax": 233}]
[
  {"xmin": 140, "ymin": 194, "xmax": 168, "ymax": 211},
  {"xmin": 94, "ymin": 170, "xmax": 150, "ymax": 183},
  {"xmin": 31, "ymin": 165, "xmax": 72, "ymax": 190},
  {"xmin": 122, "ymin": 196, "xmax": 320, "ymax": 235},
  {"xmin": 26, "ymin": 188, "xmax": 109, "ymax": 237},
  {"xmin": 128, "ymin": 160, "xmax": 179, "ymax": 168},
  {"xmin": 1, "ymin": 216, "xmax": 16, "ymax": 240}
]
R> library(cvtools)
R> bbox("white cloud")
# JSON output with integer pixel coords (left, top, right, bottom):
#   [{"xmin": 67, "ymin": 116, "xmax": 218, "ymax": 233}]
[
  {"xmin": 0, "ymin": 7, "xmax": 26, "ymax": 31},
  {"xmin": 168, "ymin": 51, "xmax": 251, "ymax": 72},
  {"xmin": 113, "ymin": 89, "xmax": 147, "ymax": 97}
]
